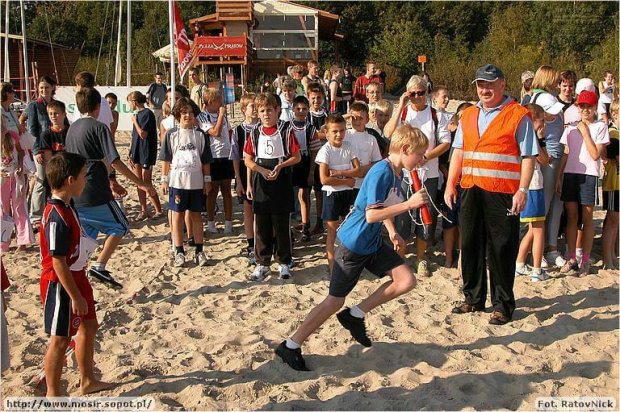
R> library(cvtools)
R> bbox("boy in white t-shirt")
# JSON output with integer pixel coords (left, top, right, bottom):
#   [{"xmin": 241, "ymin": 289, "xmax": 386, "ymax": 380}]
[
  {"xmin": 160, "ymin": 98, "xmax": 213, "ymax": 268},
  {"xmin": 198, "ymin": 88, "xmax": 234, "ymax": 234},
  {"xmin": 516, "ymin": 103, "xmax": 553, "ymax": 282},
  {"xmin": 557, "ymin": 91, "xmax": 610, "ymax": 276},
  {"xmin": 315, "ymin": 114, "xmax": 361, "ymax": 271},
  {"xmin": 345, "ymin": 102, "xmax": 382, "ymax": 196},
  {"xmin": 279, "ymin": 79, "xmax": 296, "ymax": 122}
]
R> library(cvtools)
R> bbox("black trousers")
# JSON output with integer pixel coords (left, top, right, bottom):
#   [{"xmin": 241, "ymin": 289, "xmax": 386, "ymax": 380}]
[
  {"xmin": 459, "ymin": 186, "xmax": 520, "ymax": 317},
  {"xmin": 254, "ymin": 213, "xmax": 292, "ymax": 266}
]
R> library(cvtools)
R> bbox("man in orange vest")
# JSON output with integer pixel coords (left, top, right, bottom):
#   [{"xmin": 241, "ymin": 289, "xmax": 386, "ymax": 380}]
[{"xmin": 444, "ymin": 64, "xmax": 538, "ymax": 325}]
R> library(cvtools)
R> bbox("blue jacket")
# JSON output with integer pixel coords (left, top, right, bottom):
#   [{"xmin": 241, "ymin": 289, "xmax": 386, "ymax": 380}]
[{"xmin": 28, "ymin": 98, "xmax": 51, "ymax": 154}]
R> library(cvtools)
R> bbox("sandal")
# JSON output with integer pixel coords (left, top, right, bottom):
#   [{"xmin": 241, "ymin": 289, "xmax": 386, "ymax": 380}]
[{"xmin": 136, "ymin": 211, "xmax": 151, "ymax": 221}]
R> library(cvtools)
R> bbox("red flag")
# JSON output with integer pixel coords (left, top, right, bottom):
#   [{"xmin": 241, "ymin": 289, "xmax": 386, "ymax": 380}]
[{"xmin": 172, "ymin": 0, "xmax": 194, "ymax": 78}]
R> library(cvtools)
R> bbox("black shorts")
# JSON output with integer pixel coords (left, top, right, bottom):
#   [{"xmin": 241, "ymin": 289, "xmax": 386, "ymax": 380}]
[
  {"xmin": 561, "ymin": 173, "xmax": 598, "ymax": 205},
  {"xmin": 329, "ymin": 239, "xmax": 405, "ymax": 298},
  {"xmin": 313, "ymin": 167, "xmax": 323, "ymax": 191},
  {"xmin": 395, "ymin": 177, "xmax": 439, "ymax": 240},
  {"xmin": 292, "ymin": 154, "xmax": 312, "ymax": 188},
  {"xmin": 211, "ymin": 158, "xmax": 235, "ymax": 181},
  {"xmin": 169, "ymin": 188, "xmax": 206, "ymax": 213},
  {"xmin": 322, "ymin": 190, "xmax": 354, "ymax": 222},
  {"xmin": 603, "ymin": 190, "xmax": 619, "ymax": 212}
]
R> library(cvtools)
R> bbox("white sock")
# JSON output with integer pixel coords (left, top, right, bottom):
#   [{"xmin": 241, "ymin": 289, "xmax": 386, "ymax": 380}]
[
  {"xmin": 576, "ymin": 248, "xmax": 583, "ymax": 257},
  {"xmin": 285, "ymin": 338, "xmax": 301, "ymax": 350},
  {"xmin": 207, "ymin": 221, "xmax": 216, "ymax": 228},
  {"xmin": 350, "ymin": 305, "xmax": 365, "ymax": 319},
  {"xmin": 531, "ymin": 267, "xmax": 541, "ymax": 275},
  {"xmin": 516, "ymin": 262, "xmax": 526, "ymax": 269},
  {"xmin": 92, "ymin": 262, "xmax": 105, "ymax": 271}
]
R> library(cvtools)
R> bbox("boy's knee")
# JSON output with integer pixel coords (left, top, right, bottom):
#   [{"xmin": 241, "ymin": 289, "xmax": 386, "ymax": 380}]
[
  {"xmin": 324, "ymin": 296, "xmax": 345, "ymax": 312},
  {"xmin": 393, "ymin": 267, "xmax": 417, "ymax": 293},
  {"xmin": 49, "ymin": 335, "xmax": 71, "ymax": 349}
]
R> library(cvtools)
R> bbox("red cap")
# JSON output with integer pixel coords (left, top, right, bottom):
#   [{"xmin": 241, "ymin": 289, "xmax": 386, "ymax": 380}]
[{"xmin": 576, "ymin": 90, "xmax": 598, "ymax": 107}]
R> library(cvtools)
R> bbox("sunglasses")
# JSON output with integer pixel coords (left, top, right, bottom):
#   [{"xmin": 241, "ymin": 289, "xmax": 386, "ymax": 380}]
[{"xmin": 409, "ymin": 91, "xmax": 426, "ymax": 97}]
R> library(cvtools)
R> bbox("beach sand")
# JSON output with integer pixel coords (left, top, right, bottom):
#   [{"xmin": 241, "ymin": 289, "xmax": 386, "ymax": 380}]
[{"xmin": 1, "ymin": 109, "xmax": 618, "ymax": 410}]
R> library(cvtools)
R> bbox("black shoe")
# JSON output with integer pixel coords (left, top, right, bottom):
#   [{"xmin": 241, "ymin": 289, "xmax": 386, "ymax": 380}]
[
  {"xmin": 275, "ymin": 341, "xmax": 310, "ymax": 371},
  {"xmin": 187, "ymin": 237, "xmax": 196, "ymax": 247},
  {"xmin": 88, "ymin": 268, "xmax": 123, "ymax": 290},
  {"xmin": 451, "ymin": 302, "xmax": 485, "ymax": 314},
  {"xmin": 337, "ymin": 308, "xmax": 372, "ymax": 347},
  {"xmin": 301, "ymin": 228, "xmax": 311, "ymax": 241}
]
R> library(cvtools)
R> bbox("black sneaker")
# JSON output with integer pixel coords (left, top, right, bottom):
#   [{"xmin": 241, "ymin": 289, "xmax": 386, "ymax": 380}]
[
  {"xmin": 275, "ymin": 341, "xmax": 310, "ymax": 371},
  {"xmin": 301, "ymin": 228, "xmax": 311, "ymax": 241},
  {"xmin": 88, "ymin": 268, "xmax": 123, "ymax": 290},
  {"xmin": 337, "ymin": 308, "xmax": 372, "ymax": 347},
  {"xmin": 187, "ymin": 237, "xmax": 196, "ymax": 247}
]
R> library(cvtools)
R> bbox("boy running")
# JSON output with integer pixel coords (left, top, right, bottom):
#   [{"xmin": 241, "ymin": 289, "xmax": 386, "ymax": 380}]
[{"xmin": 276, "ymin": 124, "xmax": 429, "ymax": 371}]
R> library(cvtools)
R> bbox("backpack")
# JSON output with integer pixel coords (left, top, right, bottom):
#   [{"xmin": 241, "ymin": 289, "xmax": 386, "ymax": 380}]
[{"xmin": 401, "ymin": 104, "xmax": 439, "ymax": 147}]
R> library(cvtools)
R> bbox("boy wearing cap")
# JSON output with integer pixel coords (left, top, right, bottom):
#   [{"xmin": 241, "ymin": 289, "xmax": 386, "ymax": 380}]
[
  {"xmin": 564, "ymin": 78, "xmax": 608, "ymax": 126},
  {"xmin": 556, "ymin": 90, "xmax": 610, "ymax": 276},
  {"xmin": 445, "ymin": 64, "xmax": 537, "ymax": 325}
]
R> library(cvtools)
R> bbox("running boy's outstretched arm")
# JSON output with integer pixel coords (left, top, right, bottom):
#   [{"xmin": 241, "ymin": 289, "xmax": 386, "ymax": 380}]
[{"xmin": 365, "ymin": 188, "xmax": 428, "ymax": 223}]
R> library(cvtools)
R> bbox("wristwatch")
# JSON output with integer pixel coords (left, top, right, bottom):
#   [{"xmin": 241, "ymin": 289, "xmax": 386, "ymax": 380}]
[
  {"xmin": 203, "ymin": 175, "xmax": 212, "ymax": 183},
  {"xmin": 518, "ymin": 187, "xmax": 528, "ymax": 194}
]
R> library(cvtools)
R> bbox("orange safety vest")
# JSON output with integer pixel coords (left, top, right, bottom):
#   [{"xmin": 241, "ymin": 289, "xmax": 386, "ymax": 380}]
[{"xmin": 460, "ymin": 101, "xmax": 530, "ymax": 194}]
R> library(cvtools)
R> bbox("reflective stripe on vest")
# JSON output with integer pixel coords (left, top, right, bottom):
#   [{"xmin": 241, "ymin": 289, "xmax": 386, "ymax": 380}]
[{"xmin": 459, "ymin": 101, "xmax": 530, "ymax": 194}]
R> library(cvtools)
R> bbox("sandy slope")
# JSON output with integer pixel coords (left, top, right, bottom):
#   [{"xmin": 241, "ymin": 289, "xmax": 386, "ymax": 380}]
[{"xmin": 1, "ymin": 119, "xmax": 618, "ymax": 410}]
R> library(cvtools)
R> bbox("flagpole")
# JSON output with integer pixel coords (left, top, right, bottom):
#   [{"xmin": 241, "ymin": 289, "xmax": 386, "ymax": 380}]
[
  {"xmin": 19, "ymin": 0, "xmax": 29, "ymax": 101},
  {"xmin": 126, "ymin": 0, "xmax": 131, "ymax": 87},
  {"xmin": 168, "ymin": 0, "xmax": 175, "ymax": 107},
  {"xmin": 4, "ymin": 0, "xmax": 10, "ymax": 82},
  {"xmin": 114, "ymin": 0, "xmax": 123, "ymax": 86}
]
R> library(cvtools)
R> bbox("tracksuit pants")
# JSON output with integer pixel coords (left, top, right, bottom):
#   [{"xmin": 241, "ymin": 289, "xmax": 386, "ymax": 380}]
[
  {"xmin": 254, "ymin": 213, "xmax": 292, "ymax": 266},
  {"xmin": 459, "ymin": 186, "xmax": 520, "ymax": 317}
]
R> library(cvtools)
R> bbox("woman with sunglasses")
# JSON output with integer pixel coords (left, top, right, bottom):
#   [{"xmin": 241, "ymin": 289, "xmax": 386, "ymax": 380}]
[{"xmin": 384, "ymin": 75, "xmax": 451, "ymax": 277}]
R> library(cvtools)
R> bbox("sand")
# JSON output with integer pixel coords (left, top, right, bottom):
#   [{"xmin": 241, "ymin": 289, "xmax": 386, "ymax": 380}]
[{"xmin": 1, "ymin": 113, "xmax": 618, "ymax": 410}]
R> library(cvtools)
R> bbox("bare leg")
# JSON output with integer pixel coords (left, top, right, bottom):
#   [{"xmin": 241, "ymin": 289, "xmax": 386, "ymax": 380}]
[
  {"xmin": 443, "ymin": 227, "xmax": 457, "ymax": 267},
  {"xmin": 517, "ymin": 225, "xmax": 534, "ymax": 264},
  {"xmin": 44, "ymin": 335, "xmax": 71, "ymax": 397},
  {"xmin": 133, "ymin": 164, "xmax": 147, "ymax": 212},
  {"xmin": 357, "ymin": 264, "xmax": 417, "ymax": 313},
  {"xmin": 581, "ymin": 205, "xmax": 594, "ymax": 256},
  {"xmin": 190, "ymin": 212, "xmax": 204, "ymax": 245},
  {"xmin": 325, "ymin": 220, "xmax": 339, "ymax": 272},
  {"xmin": 299, "ymin": 188, "xmax": 311, "ymax": 225},
  {"xmin": 185, "ymin": 212, "xmax": 194, "ymax": 240},
  {"xmin": 220, "ymin": 179, "xmax": 233, "ymax": 221},
  {"xmin": 77, "ymin": 320, "xmax": 115, "ymax": 395},
  {"xmin": 96, "ymin": 235, "xmax": 122, "ymax": 265},
  {"xmin": 564, "ymin": 202, "xmax": 579, "ymax": 259},
  {"xmin": 290, "ymin": 295, "xmax": 345, "ymax": 345},
  {"xmin": 206, "ymin": 181, "xmax": 221, "ymax": 222},
  {"xmin": 172, "ymin": 211, "xmax": 185, "ymax": 248},
  {"xmin": 530, "ymin": 222, "xmax": 545, "ymax": 268},
  {"xmin": 416, "ymin": 237, "xmax": 428, "ymax": 261}
]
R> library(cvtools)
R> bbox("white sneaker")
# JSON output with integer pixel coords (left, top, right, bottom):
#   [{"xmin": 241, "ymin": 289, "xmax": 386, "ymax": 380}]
[
  {"xmin": 541, "ymin": 256, "xmax": 549, "ymax": 269},
  {"xmin": 173, "ymin": 253, "xmax": 185, "ymax": 267},
  {"xmin": 544, "ymin": 251, "xmax": 567, "ymax": 268},
  {"xmin": 250, "ymin": 265, "xmax": 271, "ymax": 281},
  {"xmin": 278, "ymin": 264, "xmax": 291, "ymax": 280},
  {"xmin": 207, "ymin": 221, "xmax": 219, "ymax": 234},
  {"xmin": 195, "ymin": 251, "xmax": 208, "ymax": 267},
  {"xmin": 515, "ymin": 263, "xmax": 531, "ymax": 276},
  {"xmin": 224, "ymin": 221, "xmax": 233, "ymax": 234},
  {"xmin": 531, "ymin": 269, "xmax": 550, "ymax": 282}
]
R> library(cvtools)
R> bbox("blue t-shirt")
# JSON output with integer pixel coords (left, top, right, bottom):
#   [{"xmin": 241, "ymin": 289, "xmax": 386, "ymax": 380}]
[{"xmin": 337, "ymin": 160, "xmax": 402, "ymax": 255}]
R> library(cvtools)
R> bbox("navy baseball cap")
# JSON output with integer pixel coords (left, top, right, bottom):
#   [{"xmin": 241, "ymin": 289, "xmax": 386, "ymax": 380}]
[{"xmin": 472, "ymin": 64, "xmax": 505, "ymax": 83}]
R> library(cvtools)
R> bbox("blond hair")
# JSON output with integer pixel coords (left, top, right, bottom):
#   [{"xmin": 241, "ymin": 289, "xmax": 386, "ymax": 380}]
[
  {"xmin": 239, "ymin": 92, "xmax": 256, "ymax": 111},
  {"xmin": 202, "ymin": 88, "xmax": 222, "ymax": 104},
  {"xmin": 162, "ymin": 101, "xmax": 171, "ymax": 117},
  {"xmin": 531, "ymin": 65, "xmax": 560, "ymax": 92},
  {"xmin": 373, "ymin": 99, "xmax": 392, "ymax": 114},
  {"xmin": 610, "ymin": 98, "xmax": 619, "ymax": 117},
  {"xmin": 389, "ymin": 124, "xmax": 428, "ymax": 154},
  {"xmin": 281, "ymin": 79, "xmax": 297, "ymax": 91}
]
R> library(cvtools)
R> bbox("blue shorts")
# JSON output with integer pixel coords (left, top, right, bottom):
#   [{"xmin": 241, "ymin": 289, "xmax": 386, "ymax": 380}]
[
  {"xmin": 520, "ymin": 189, "xmax": 546, "ymax": 222},
  {"xmin": 322, "ymin": 190, "xmax": 354, "ymax": 222},
  {"xmin": 169, "ymin": 188, "xmax": 206, "ymax": 213},
  {"xmin": 561, "ymin": 173, "xmax": 598, "ymax": 205},
  {"xmin": 78, "ymin": 200, "xmax": 130, "ymax": 239}
]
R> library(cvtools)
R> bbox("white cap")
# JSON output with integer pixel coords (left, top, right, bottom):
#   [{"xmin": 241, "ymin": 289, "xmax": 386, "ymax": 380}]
[
  {"xmin": 536, "ymin": 92, "xmax": 564, "ymax": 116},
  {"xmin": 575, "ymin": 78, "xmax": 596, "ymax": 95}
]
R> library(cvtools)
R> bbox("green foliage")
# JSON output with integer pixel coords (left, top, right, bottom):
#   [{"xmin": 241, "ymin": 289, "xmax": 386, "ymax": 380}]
[{"xmin": 7, "ymin": 0, "xmax": 618, "ymax": 98}]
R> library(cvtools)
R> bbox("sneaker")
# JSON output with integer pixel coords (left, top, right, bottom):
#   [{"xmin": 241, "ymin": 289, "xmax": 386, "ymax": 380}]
[
  {"xmin": 250, "ymin": 265, "xmax": 271, "ymax": 281},
  {"xmin": 278, "ymin": 264, "xmax": 291, "ymax": 279},
  {"xmin": 224, "ymin": 221, "xmax": 233, "ymax": 234},
  {"xmin": 531, "ymin": 269, "xmax": 550, "ymax": 282},
  {"xmin": 336, "ymin": 308, "xmax": 372, "ymax": 347},
  {"xmin": 417, "ymin": 260, "xmax": 431, "ymax": 277},
  {"xmin": 289, "ymin": 258, "xmax": 296, "ymax": 269},
  {"xmin": 301, "ymin": 228, "xmax": 311, "ymax": 241},
  {"xmin": 173, "ymin": 253, "xmax": 186, "ymax": 268},
  {"xmin": 248, "ymin": 250, "xmax": 256, "ymax": 266},
  {"xmin": 544, "ymin": 251, "xmax": 567, "ymax": 268},
  {"xmin": 541, "ymin": 256, "xmax": 549, "ymax": 269},
  {"xmin": 560, "ymin": 260, "xmax": 579, "ymax": 274},
  {"xmin": 187, "ymin": 237, "xmax": 196, "ymax": 247},
  {"xmin": 195, "ymin": 251, "xmax": 208, "ymax": 267},
  {"xmin": 206, "ymin": 222, "xmax": 219, "ymax": 234},
  {"xmin": 515, "ymin": 263, "xmax": 531, "ymax": 277},
  {"xmin": 275, "ymin": 341, "xmax": 310, "ymax": 371},
  {"xmin": 88, "ymin": 268, "xmax": 123, "ymax": 290}
]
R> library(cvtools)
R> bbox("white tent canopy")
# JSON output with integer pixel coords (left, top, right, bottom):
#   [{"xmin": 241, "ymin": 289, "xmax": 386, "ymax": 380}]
[{"xmin": 151, "ymin": 40, "xmax": 193, "ymax": 63}]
